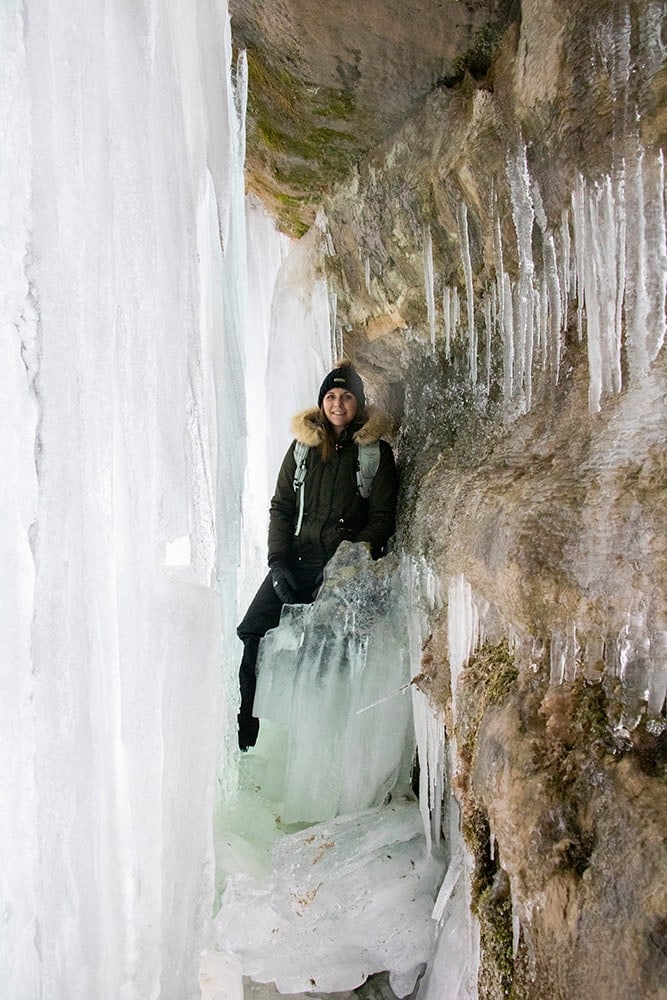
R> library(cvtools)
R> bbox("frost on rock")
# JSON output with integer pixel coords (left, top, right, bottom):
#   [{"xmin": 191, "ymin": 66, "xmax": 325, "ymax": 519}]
[
  {"xmin": 214, "ymin": 799, "xmax": 444, "ymax": 997},
  {"xmin": 253, "ymin": 542, "xmax": 415, "ymax": 824}
]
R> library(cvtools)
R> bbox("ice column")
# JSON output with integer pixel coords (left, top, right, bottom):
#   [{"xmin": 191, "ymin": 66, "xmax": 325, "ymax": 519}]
[
  {"xmin": 265, "ymin": 211, "xmax": 334, "ymax": 473},
  {"xmin": 1, "ymin": 1, "xmax": 244, "ymax": 997}
]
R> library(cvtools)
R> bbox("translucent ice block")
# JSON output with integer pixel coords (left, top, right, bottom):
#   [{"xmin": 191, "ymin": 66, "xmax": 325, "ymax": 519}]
[{"xmin": 254, "ymin": 543, "xmax": 415, "ymax": 824}]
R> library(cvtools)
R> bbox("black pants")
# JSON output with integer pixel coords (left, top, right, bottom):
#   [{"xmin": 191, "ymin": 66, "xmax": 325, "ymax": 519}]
[{"xmin": 237, "ymin": 564, "xmax": 323, "ymax": 749}]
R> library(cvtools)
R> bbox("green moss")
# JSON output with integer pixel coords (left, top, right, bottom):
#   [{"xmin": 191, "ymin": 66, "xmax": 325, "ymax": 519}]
[
  {"xmin": 462, "ymin": 806, "xmax": 528, "ymax": 1000},
  {"xmin": 246, "ymin": 46, "xmax": 363, "ymax": 207},
  {"xmin": 314, "ymin": 88, "xmax": 355, "ymax": 120},
  {"xmin": 477, "ymin": 889, "xmax": 515, "ymax": 1000},
  {"xmin": 455, "ymin": 643, "xmax": 526, "ymax": 997},
  {"xmin": 438, "ymin": 21, "xmax": 507, "ymax": 87},
  {"xmin": 458, "ymin": 639, "xmax": 518, "ymax": 765}
]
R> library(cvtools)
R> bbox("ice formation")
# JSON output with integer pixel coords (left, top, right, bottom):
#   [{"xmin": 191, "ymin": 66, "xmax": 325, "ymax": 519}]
[
  {"xmin": 1, "ymin": 1, "xmax": 252, "ymax": 995},
  {"xmin": 424, "ymin": 126, "xmax": 665, "ymax": 421},
  {"xmin": 215, "ymin": 799, "xmax": 444, "ymax": 997},
  {"xmin": 254, "ymin": 543, "xmax": 415, "ymax": 824},
  {"xmin": 213, "ymin": 547, "xmax": 459, "ymax": 997}
]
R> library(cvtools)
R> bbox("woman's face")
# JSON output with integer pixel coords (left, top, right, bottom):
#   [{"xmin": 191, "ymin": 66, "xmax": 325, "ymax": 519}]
[{"xmin": 322, "ymin": 387, "xmax": 358, "ymax": 434}]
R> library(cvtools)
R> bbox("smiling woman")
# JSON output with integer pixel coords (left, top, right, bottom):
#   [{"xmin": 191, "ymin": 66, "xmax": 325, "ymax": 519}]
[
  {"xmin": 322, "ymin": 387, "xmax": 358, "ymax": 433},
  {"xmin": 236, "ymin": 360, "xmax": 399, "ymax": 750}
]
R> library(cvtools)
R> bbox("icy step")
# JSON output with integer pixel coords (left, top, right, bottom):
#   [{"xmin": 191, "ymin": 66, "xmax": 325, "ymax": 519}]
[{"xmin": 213, "ymin": 798, "xmax": 446, "ymax": 998}]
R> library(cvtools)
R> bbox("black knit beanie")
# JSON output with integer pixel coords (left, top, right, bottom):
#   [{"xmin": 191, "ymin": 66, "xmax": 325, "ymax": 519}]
[{"xmin": 317, "ymin": 364, "xmax": 366, "ymax": 409}]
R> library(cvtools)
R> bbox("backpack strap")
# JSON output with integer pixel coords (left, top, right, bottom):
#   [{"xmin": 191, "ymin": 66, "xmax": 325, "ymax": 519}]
[
  {"xmin": 293, "ymin": 441, "xmax": 310, "ymax": 536},
  {"xmin": 292, "ymin": 440, "xmax": 381, "ymax": 538},
  {"xmin": 356, "ymin": 442, "xmax": 381, "ymax": 499}
]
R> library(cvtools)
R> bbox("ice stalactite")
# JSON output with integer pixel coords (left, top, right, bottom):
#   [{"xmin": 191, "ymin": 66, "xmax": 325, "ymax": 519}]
[
  {"xmin": 424, "ymin": 224, "xmax": 437, "ymax": 351},
  {"xmin": 457, "ymin": 202, "xmax": 477, "ymax": 386}
]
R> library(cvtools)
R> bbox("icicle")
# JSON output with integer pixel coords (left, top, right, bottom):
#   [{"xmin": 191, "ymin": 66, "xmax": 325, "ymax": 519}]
[
  {"xmin": 625, "ymin": 148, "xmax": 666, "ymax": 379},
  {"xmin": 448, "ymin": 575, "xmax": 484, "ymax": 713},
  {"xmin": 424, "ymin": 225, "xmax": 437, "ymax": 350},
  {"xmin": 365, "ymin": 255, "xmax": 372, "ymax": 296},
  {"xmin": 572, "ymin": 178, "xmax": 587, "ymax": 341},
  {"xmin": 617, "ymin": 606, "xmax": 653, "ymax": 731},
  {"xmin": 412, "ymin": 686, "xmax": 446, "ymax": 853},
  {"xmin": 443, "ymin": 285, "xmax": 452, "ymax": 360},
  {"xmin": 560, "ymin": 207, "xmax": 572, "ymax": 320},
  {"xmin": 458, "ymin": 202, "xmax": 477, "ymax": 384},
  {"xmin": 507, "ymin": 140, "xmax": 536, "ymax": 414},
  {"xmin": 452, "ymin": 285, "xmax": 461, "ymax": 337},
  {"xmin": 502, "ymin": 271, "xmax": 514, "ymax": 403},
  {"xmin": 572, "ymin": 171, "xmax": 626, "ymax": 411},
  {"xmin": 532, "ymin": 179, "xmax": 563, "ymax": 383},
  {"xmin": 549, "ymin": 622, "xmax": 578, "ymax": 686},
  {"xmin": 483, "ymin": 293, "xmax": 493, "ymax": 395},
  {"xmin": 538, "ymin": 273, "xmax": 548, "ymax": 368}
]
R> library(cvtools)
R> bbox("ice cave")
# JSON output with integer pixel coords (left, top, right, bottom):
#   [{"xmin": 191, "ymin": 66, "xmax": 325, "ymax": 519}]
[{"xmin": 1, "ymin": 1, "xmax": 665, "ymax": 999}]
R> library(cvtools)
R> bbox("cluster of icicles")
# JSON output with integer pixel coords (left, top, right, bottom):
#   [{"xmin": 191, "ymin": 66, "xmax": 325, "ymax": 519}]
[{"xmin": 423, "ymin": 142, "xmax": 665, "ymax": 417}]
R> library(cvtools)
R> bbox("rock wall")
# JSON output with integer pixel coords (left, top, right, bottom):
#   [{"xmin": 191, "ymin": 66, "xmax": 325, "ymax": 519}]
[
  {"xmin": 316, "ymin": 1, "xmax": 666, "ymax": 997},
  {"xmin": 229, "ymin": 0, "xmax": 515, "ymax": 233}
]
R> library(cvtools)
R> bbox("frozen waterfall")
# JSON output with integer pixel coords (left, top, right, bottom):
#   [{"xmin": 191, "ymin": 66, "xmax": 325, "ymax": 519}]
[
  {"xmin": 2, "ymin": 0, "xmax": 243, "ymax": 995},
  {"xmin": 2, "ymin": 1, "xmax": 366, "ymax": 996},
  {"xmin": 0, "ymin": 0, "xmax": 335, "ymax": 996}
]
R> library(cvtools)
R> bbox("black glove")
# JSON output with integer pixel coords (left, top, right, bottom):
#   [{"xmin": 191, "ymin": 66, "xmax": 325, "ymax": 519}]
[{"xmin": 270, "ymin": 562, "xmax": 298, "ymax": 604}]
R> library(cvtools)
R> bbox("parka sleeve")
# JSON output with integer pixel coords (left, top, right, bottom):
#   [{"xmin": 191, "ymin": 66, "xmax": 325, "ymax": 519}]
[
  {"xmin": 352, "ymin": 440, "xmax": 398, "ymax": 557},
  {"xmin": 267, "ymin": 442, "xmax": 298, "ymax": 565}
]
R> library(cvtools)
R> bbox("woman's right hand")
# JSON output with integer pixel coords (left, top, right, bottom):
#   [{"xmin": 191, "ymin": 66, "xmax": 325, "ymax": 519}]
[{"xmin": 270, "ymin": 562, "xmax": 298, "ymax": 604}]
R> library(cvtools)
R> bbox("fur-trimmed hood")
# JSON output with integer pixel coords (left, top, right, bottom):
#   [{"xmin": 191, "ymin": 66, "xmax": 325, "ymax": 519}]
[{"xmin": 290, "ymin": 404, "xmax": 393, "ymax": 447}]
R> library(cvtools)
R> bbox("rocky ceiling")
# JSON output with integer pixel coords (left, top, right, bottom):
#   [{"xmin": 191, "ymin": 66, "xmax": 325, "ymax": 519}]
[{"xmin": 229, "ymin": 0, "xmax": 517, "ymax": 234}]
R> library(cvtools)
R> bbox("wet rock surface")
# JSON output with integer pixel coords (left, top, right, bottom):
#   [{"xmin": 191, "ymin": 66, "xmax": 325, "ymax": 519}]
[
  {"xmin": 230, "ymin": 0, "xmax": 516, "ymax": 233},
  {"xmin": 232, "ymin": 1, "xmax": 666, "ymax": 997}
]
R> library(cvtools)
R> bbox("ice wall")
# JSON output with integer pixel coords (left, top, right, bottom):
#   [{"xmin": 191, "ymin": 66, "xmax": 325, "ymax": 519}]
[
  {"xmin": 265, "ymin": 212, "xmax": 335, "ymax": 475},
  {"xmin": 0, "ymin": 2, "xmax": 245, "ymax": 996}
]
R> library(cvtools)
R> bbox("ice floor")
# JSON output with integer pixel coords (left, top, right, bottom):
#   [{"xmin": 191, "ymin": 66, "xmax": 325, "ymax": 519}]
[{"xmin": 211, "ymin": 725, "xmax": 445, "ymax": 998}]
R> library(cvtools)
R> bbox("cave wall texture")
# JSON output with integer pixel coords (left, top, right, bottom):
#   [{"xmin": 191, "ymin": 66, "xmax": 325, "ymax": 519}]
[{"xmin": 231, "ymin": 1, "xmax": 666, "ymax": 998}]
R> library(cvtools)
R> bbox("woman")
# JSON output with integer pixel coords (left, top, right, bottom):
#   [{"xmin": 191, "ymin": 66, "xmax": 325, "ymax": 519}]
[{"xmin": 237, "ymin": 361, "xmax": 399, "ymax": 750}]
